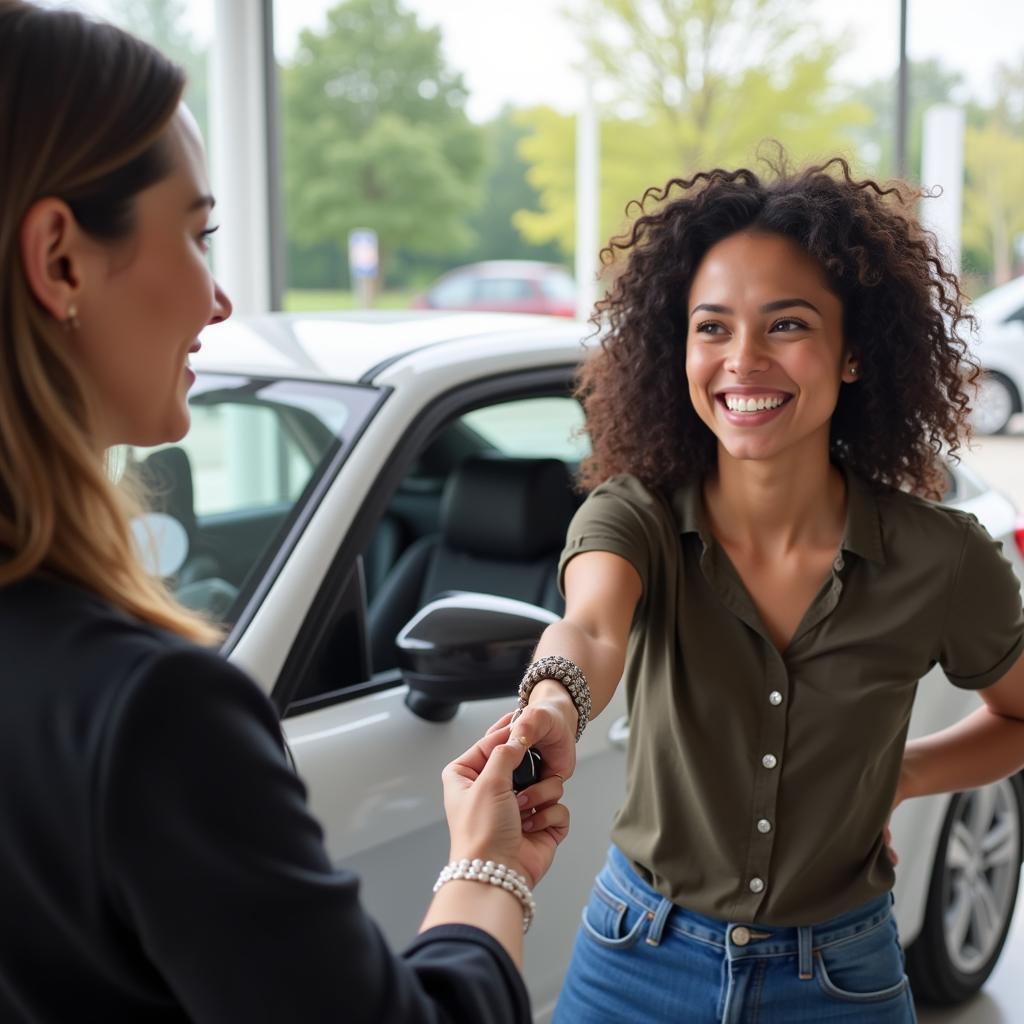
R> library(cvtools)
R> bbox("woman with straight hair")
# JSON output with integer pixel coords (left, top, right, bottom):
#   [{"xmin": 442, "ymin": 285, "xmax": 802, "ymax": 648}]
[
  {"xmin": 499, "ymin": 158, "xmax": 1024, "ymax": 1022},
  {"xmin": 0, "ymin": 3, "xmax": 566, "ymax": 1020}
]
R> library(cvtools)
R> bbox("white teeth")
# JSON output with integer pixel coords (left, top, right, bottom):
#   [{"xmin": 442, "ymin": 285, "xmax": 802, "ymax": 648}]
[{"xmin": 723, "ymin": 394, "xmax": 786, "ymax": 413}]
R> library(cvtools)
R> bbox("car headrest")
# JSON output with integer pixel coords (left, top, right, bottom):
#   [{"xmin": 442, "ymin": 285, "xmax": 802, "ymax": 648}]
[
  {"xmin": 138, "ymin": 446, "xmax": 197, "ymax": 535},
  {"xmin": 441, "ymin": 456, "xmax": 578, "ymax": 561}
]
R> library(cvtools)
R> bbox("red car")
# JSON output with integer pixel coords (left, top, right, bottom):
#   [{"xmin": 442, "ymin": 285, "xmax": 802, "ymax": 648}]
[{"xmin": 411, "ymin": 260, "xmax": 578, "ymax": 317}]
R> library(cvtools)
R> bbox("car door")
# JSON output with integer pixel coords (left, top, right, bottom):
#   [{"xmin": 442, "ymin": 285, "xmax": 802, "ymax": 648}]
[
  {"xmin": 890, "ymin": 466, "xmax": 1024, "ymax": 944},
  {"xmin": 279, "ymin": 388, "xmax": 628, "ymax": 1023}
]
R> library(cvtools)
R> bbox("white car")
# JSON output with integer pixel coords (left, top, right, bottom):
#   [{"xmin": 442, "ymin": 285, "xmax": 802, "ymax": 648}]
[
  {"xmin": 133, "ymin": 311, "xmax": 1024, "ymax": 1019},
  {"xmin": 969, "ymin": 275, "xmax": 1024, "ymax": 435}
]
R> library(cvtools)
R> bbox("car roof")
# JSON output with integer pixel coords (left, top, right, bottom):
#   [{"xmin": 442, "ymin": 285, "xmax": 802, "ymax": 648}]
[
  {"xmin": 441, "ymin": 260, "xmax": 573, "ymax": 279},
  {"xmin": 193, "ymin": 310, "xmax": 587, "ymax": 384}
]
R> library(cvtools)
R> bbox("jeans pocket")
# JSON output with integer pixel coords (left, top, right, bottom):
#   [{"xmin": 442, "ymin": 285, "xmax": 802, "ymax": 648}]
[
  {"xmin": 815, "ymin": 917, "xmax": 910, "ymax": 1004},
  {"xmin": 579, "ymin": 874, "xmax": 649, "ymax": 950}
]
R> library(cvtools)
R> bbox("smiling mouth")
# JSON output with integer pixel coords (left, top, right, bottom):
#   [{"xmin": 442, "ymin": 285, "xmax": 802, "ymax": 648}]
[{"xmin": 717, "ymin": 393, "xmax": 793, "ymax": 414}]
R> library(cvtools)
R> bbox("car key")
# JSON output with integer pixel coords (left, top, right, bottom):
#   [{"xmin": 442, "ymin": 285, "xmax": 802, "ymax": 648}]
[{"xmin": 512, "ymin": 746, "xmax": 543, "ymax": 793}]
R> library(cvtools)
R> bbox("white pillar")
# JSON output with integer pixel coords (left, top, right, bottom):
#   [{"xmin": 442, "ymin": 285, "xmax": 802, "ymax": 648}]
[
  {"xmin": 920, "ymin": 104, "xmax": 965, "ymax": 278},
  {"xmin": 575, "ymin": 70, "xmax": 600, "ymax": 321},
  {"xmin": 209, "ymin": 0, "xmax": 272, "ymax": 314}
]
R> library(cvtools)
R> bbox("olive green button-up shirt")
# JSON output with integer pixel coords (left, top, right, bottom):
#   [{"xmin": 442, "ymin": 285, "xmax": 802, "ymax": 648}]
[{"xmin": 558, "ymin": 469, "xmax": 1024, "ymax": 926}]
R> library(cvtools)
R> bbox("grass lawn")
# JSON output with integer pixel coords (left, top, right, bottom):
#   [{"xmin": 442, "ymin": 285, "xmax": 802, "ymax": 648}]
[{"xmin": 284, "ymin": 288, "xmax": 418, "ymax": 312}]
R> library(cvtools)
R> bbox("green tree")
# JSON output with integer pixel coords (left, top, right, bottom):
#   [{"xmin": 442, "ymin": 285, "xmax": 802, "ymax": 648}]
[
  {"xmin": 109, "ymin": 0, "xmax": 208, "ymax": 139},
  {"xmin": 992, "ymin": 57, "xmax": 1024, "ymax": 134},
  {"xmin": 516, "ymin": 0, "xmax": 870, "ymax": 256},
  {"xmin": 962, "ymin": 54, "xmax": 1024, "ymax": 283},
  {"xmin": 461, "ymin": 108, "xmax": 564, "ymax": 265},
  {"xmin": 963, "ymin": 125, "xmax": 1024, "ymax": 283},
  {"xmin": 281, "ymin": 0, "xmax": 484, "ymax": 286}
]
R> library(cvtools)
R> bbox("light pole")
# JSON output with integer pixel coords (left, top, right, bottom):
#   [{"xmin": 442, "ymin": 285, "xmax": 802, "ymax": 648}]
[
  {"xmin": 575, "ymin": 69, "xmax": 599, "ymax": 321},
  {"xmin": 896, "ymin": 0, "xmax": 909, "ymax": 178}
]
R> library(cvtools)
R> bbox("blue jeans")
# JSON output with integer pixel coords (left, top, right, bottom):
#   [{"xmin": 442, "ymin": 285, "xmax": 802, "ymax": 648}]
[{"xmin": 553, "ymin": 846, "xmax": 917, "ymax": 1023}]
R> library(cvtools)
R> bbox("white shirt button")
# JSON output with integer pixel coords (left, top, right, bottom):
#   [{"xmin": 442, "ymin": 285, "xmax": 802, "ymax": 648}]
[
  {"xmin": 749, "ymin": 877, "xmax": 765, "ymax": 894},
  {"xmin": 762, "ymin": 754, "xmax": 778, "ymax": 769},
  {"xmin": 769, "ymin": 691, "xmax": 783, "ymax": 706},
  {"xmin": 757, "ymin": 818, "xmax": 772, "ymax": 834}
]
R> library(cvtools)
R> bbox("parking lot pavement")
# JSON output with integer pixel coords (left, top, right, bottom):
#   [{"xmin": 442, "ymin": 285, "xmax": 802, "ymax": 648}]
[{"xmin": 916, "ymin": 873, "xmax": 1024, "ymax": 1022}]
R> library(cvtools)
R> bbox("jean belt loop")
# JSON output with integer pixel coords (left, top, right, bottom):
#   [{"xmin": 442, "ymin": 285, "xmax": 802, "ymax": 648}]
[
  {"xmin": 797, "ymin": 924, "xmax": 813, "ymax": 980},
  {"xmin": 644, "ymin": 896, "xmax": 674, "ymax": 947}
]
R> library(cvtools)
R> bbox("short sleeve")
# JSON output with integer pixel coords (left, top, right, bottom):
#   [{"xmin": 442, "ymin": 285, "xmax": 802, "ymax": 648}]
[
  {"xmin": 939, "ymin": 515, "xmax": 1024, "ymax": 689},
  {"xmin": 557, "ymin": 475, "xmax": 660, "ymax": 600}
]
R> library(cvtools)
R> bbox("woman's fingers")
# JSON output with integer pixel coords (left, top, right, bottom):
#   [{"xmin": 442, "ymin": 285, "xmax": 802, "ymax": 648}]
[
  {"xmin": 475, "ymin": 737, "xmax": 531, "ymax": 790},
  {"xmin": 485, "ymin": 711, "xmax": 516, "ymax": 736},
  {"xmin": 521, "ymin": 801, "xmax": 570, "ymax": 836},
  {"xmin": 515, "ymin": 774, "xmax": 564, "ymax": 813},
  {"xmin": 506, "ymin": 702, "xmax": 576, "ymax": 782},
  {"xmin": 445, "ymin": 725, "xmax": 513, "ymax": 785}
]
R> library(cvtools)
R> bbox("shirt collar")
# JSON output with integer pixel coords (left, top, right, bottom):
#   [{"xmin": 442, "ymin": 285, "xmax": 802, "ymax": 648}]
[
  {"xmin": 841, "ymin": 466, "xmax": 886, "ymax": 565},
  {"xmin": 669, "ymin": 464, "xmax": 886, "ymax": 566}
]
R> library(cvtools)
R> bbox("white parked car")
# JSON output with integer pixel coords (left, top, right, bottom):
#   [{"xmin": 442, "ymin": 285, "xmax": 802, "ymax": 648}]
[
  {"xmin": 969, "ymin": 274, "xmax": 1024, "ymax": 435},
  {"xmin": 132, "ymin": 311, "xmax": 1024, "ymax": 1019}
]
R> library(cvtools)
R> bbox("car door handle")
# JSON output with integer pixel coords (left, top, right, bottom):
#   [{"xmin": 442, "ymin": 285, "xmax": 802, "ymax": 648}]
[{"xmin": 608, "ymin": 715, "xmax": 630, "ymax": 749}]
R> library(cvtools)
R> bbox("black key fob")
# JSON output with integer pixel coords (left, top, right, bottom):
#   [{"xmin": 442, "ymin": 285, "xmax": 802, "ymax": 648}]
[{"xmin": 512, "ymin": 747, "xmax": 543, "ymax": 793}]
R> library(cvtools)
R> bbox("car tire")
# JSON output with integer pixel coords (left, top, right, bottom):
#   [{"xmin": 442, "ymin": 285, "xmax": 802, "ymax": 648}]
[
  {"xmin": 906, "ymin": 775, "xmax": 1024, "ymax": 1005},
  {"xmin": 970, "ymin": 372, "xmax": 1018, "ymax": 435}
]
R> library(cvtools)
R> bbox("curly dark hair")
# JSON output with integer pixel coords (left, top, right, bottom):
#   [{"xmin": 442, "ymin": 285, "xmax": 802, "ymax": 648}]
[{"xmin": 577, "ymin": 155, "xmax": 978, "ymax": 501}]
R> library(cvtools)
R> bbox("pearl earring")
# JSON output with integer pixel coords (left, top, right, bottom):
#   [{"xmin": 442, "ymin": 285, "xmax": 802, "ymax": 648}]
[{"xmin": 65, "ymin": 304, "xmax": 80, "ymax": 331}]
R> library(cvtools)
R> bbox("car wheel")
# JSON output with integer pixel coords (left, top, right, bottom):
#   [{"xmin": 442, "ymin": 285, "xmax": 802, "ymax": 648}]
[
  {"xmin": 906, "ymin": 775, "xmax": 1024, "ymax": 1005},
  {"xmin": 970, "ymin": 372, "xmax": 1018, "ymax": 435}
]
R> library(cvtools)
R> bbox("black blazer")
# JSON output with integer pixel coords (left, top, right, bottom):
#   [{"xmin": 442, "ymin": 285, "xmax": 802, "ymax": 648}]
[{"xmin": 0, "ymin": 575, "xmax": 530, "ymax": 1022}]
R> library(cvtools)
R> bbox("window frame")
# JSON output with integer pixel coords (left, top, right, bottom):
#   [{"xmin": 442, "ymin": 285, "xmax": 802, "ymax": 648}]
[
  {"xmin": 274, "ymin": 364, "xmax": 579, "ymax": 715},
  {"xmin": 172, "ymin": 373, "xmax": 390, "ymax": 651}
]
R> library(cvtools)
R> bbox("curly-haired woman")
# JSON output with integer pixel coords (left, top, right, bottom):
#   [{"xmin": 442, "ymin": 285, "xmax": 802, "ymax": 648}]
[
  {"xmin": 0, "ymin": 3, "xmax": 568, "ymax": 1020},
  {"xmin": 500, "ymin": 159, "xmax": 1024, "ymax": 1022}
]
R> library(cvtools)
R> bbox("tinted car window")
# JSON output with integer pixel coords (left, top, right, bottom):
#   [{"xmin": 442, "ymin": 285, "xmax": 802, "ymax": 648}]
[
  {"xmin": 473, "ymin": 277, "xmax": 535, "ymax": 301},
  {"xmin": 539, "ymin": 272, "xmax": 577, "ymax": 302},
  {"xmin": 129, "ymin": 374, "xmax": 380, "ymax": 626},
  {"xmin": 430, "ymin": 275, "xmax": 475, "ymax": 306},
  {"xmin": 461, "ymin": 395, "xmax": 589, "ymax": 461}
]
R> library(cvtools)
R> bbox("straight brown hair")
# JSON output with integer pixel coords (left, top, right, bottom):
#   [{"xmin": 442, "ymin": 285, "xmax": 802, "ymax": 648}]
[{"xmin": 0, "ymin": 1, "xmax": 219, "ymax": 643}]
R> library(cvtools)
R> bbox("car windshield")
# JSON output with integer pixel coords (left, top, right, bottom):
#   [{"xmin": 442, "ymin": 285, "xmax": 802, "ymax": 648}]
[
  {"xmin": 126, "ymin": 372, "xmax": 381, "ymax": 629},
  {"xmin": 540, "ymin": 272, "xmax": 577, "ymax": 302}
]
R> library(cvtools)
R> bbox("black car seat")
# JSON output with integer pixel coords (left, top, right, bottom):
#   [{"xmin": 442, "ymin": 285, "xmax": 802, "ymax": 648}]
[
  {"xmin": 361, "ymin": 514, "xmax": 404, "ymax": 604},
  {"xmin": 368, "ymin": 455, "xmax": 579, "ymax": 673}
]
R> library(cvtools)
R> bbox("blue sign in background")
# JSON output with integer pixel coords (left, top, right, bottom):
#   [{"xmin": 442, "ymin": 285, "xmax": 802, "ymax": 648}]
[{"xmin": 348, "ymin": 229, "xmax": 379, "ymax": 279}]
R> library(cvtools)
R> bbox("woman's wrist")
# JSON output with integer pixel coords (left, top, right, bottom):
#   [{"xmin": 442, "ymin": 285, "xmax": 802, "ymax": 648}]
[
  {"xmin": 518, "ymin": 656, "xmax": 591, "ymax": 741},
  {"xmin": 897, "ymin": 743, "xmax": 928, "ymax": 803},
  {"xmin": 450, "ymin": 848, "xmax": 530, "ymax": 886},
  {"xmin": 434, "ymin": 859, "xmax": 536, "ymax": 933}
]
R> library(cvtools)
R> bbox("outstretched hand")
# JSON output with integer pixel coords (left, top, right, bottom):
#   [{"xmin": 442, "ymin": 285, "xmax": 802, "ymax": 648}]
[
  {"xmin": 443, "ymin": 725, "xmax": 570, "ymax": 889},
  {"xmin": 486, "ymin": 691, "xmax": 578, "ymax": 786}
]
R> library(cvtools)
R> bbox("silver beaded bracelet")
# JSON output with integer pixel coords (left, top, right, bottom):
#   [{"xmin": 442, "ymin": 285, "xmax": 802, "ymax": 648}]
[
  {"xmin": 433, "ymin": 858, "xmax": 536, "ymax": 933},
  {"xmin": 517, "ymin": 655, "xmax": 591, "ymax": 742}
]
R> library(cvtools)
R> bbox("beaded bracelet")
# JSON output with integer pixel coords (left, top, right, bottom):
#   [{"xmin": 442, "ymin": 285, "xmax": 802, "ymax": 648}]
[
  {"xmin": 433, "ymin": 858, "xmax": 536, "ymax": 933},
  {"xmin": 517, "ymin": 655, "xmax": 592, "ymax": 742}
]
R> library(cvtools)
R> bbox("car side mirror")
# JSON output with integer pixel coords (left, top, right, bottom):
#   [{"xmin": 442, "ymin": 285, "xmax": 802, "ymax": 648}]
[{"xmin": 397, "ymin": 592, "xmax": 558, "ymax": 722}]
